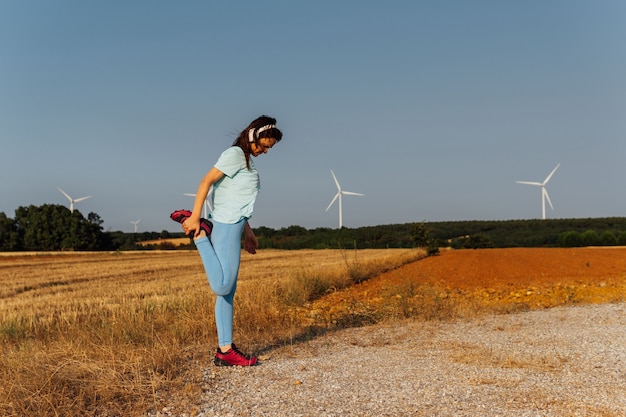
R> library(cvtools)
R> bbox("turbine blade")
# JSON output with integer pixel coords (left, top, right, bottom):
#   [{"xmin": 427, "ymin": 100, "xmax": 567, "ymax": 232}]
[
  {"xmin": 57, "ymin": 187, "xmax": 71, "ymax": 200},
  {"xmin": 330, "ymin": 169, "xmax": 341, "ymax": 191},
  {"xmin": 516, "ymin": 181, "xmax": 542, "ymax": 186},
  {"xmin": 543, "ymin": 188, "xmax": 554, "ymax": 210},
  {"xmin": 74, "ymin": 196, "xmax": 92, "ymax": 203},
  {"xmin": 342, "ymin": 191, "xmax": 365, "ymax": 196},
  {"xmin": 186, "ymin": 192, "xmax": 213, "ymax": 212},
  {"xmin": 325, "ymin": 193, "xmax": 339, "ymax": 211},
  {"xmin": 207, "ymin": 187, "xmax": 214, "ymax": 211},
  {"xmin": 543, "ymin": 163, "xmax": 560, "ymax": 185}
]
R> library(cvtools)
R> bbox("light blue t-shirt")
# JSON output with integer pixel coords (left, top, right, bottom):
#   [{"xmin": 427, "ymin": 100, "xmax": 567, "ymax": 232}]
[{"xmin": 210, "ymin": 146, "xmax": 260, "ymax": 224}]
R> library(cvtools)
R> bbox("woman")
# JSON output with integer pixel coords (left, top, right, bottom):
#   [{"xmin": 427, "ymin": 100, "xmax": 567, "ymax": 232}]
[{"xmin": 170, "ymin": 115, "xmax": 283, "ymax": 366}]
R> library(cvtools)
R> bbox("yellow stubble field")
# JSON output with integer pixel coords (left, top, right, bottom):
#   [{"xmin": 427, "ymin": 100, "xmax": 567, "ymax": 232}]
[{"xmin": 0, "ymin": 248, "xmax": 424, "ymax": 417}]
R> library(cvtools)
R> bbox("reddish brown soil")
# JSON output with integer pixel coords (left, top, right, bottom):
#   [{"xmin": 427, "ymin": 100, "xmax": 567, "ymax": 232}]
[{"xmin": 307, "ymin": 247, "xmax": 626, "ymax": 324}]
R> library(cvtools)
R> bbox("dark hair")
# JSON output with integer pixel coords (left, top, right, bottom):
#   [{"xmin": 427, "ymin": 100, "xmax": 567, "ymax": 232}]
[{"xmin": 232, "ymin": 115, "xmax": 283, "ymax": 169}]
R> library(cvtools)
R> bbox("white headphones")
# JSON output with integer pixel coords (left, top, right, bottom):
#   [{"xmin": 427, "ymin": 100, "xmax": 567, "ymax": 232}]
[{"xmin": 248, "ymin": 124, "xmax": 276, "ymax": 142}]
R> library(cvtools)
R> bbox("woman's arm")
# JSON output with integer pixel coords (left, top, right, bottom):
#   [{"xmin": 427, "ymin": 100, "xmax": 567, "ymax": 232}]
[{"xmin": 185, "ymin": 166, "xmax": 224, "ymax": 237}]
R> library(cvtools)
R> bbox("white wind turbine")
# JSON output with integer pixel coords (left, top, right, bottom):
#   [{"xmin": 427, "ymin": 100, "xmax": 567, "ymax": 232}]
[
  {"xmin": 130, "ymin": 219, "xmax": 141, "ymax": 233},
  {"xmin": 516, "ymin": 163, "xmax": 560, "ymax": 220},
  {"xmin": 325, "ymin": 169, "xmax": 364, "ymax": 229},
  {"xmin": 184, "ymin": 187, "xmax": 213, "ymax": 218},
  {"xmin": 57, "ymin": 187, "xmax": 93, "ymax": 213}
]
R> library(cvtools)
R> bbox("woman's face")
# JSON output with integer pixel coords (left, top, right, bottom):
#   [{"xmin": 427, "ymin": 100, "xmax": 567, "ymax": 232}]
[{"xmin": 251, "ymin": 137, "xmax": 278, "ymax": 157}]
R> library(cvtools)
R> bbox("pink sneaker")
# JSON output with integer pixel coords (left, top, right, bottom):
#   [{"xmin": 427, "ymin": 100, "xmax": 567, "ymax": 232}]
[
  {"xmin": 169, "ymin": 209, "xmax": 212, "ymax": 236},
  {"xmin": 214, "ymin": 344, "xmax": 258, "ymax": 367}
]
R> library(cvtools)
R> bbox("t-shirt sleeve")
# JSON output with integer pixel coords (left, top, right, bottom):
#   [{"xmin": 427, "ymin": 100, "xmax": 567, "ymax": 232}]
[{"xmin": 214, "ymin": 147, "xmax": 246, "ymax": 178}]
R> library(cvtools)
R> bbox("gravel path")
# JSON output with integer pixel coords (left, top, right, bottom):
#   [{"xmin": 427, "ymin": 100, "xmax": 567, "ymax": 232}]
[{"xmin": 151, "ymin": 303, "xmax": 626, "ymax": 417}]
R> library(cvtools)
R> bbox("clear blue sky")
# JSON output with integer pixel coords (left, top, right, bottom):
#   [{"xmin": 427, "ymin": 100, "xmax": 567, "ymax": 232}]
[{"xmin": 2, "ymin": 1, "xmax": 625, "ymax": 233}]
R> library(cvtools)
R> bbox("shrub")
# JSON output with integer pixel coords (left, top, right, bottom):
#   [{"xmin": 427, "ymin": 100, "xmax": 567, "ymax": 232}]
[
  {"xmin": 463, "ymin": 234, "xmax": 493, "ymax": 249},
  {"xmin": 559, "ymin": 231, "xmax": 583, "ymax": 247},
  {"xmin": 581, "ymin": 230, "xmax": 600, "ymax": 247},
  {"xmin": 600, "ymin": 231, "xmax": 618, "ymax": 246},
  {"xmin": 411, "ymin": 223, "xmax": 440, "ymax": 255}
]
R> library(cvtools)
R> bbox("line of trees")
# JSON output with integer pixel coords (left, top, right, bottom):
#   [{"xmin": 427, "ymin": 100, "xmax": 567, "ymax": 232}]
[
  {"xmin": 426, "ymin": 218, "xmax": 626, "ymax": 249},
  {"xmin": 1, "ymin": 204, "xmax": 625, "ymax": 251},
  {"xmin": 0, "ymin": 204, "xmax": 178, "ymax": 251},
  {"xmin": 558, "ymin": 230, "xmax": 625, "ymax": 247},
  {"xmin": 253, "ymin": 218, "xmax": 626, "ymax": 250},
  {"xmin": 0, "ymin": 205, "xmax": 112, "ymax": 251}
]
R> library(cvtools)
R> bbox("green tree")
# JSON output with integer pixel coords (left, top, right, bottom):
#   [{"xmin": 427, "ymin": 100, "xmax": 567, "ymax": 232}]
[
  {"xmin": 559, "ymin": 231, "xmax": 583, "ymax": 247},
  {"xmin": 581, "ymin": 230, "xmax": 600, "ymax": 247},
  {"xmin": 411, "ymin": 222, "xmax": 439, "ymax": 255},
  {"xmin": 254, "ymin": 226, "xmax": 276, "ymax": 238},
  {"xmin": 0, "ymin": 212, "xmax": 21, "ymax": 250},
  {"xmin": 463, "ymin": 234, "xmax": 493, "ymax": 249},
  {"xmin": 14, "ymin": 204, "xmax": 106, "ymax": 251},
  {"xmin": 600, "ymin": 231, "xmax": 617, "ymax": 246},
  {"xmin": 281, "ymin": 225, "xmax": 308, "ymax": 236},
  {"xmin": 411, "ymin": 223, "xmax": 430, "ymax": 247}
]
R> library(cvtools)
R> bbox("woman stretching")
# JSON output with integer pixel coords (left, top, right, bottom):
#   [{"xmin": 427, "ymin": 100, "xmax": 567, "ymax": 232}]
[{"xmin": 171, "ymin": 115, "xmax": 283, "ymax": 366}]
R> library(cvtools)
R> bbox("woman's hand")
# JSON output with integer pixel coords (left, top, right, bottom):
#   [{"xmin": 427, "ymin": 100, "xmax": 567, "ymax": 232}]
[
  {"xmin": 182, "ymin": 217, "xmax": 201, "ymax": 238},
  {"xmin": 244, "ymin": 233, "xmax": 258, "ymax": 254},
  {"xmin": 243, "ymin": 222, "xmax": 258, "ymax": 254}
]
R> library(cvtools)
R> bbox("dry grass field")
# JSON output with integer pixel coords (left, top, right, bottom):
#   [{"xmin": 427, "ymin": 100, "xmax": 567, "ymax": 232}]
[
  {"xmin": 1, "ymin": 247, "xmax": 625, "ymax": 417},
  {"xmin": 0, "ymin": 248, "xmax": 424, "ymax": 417}
]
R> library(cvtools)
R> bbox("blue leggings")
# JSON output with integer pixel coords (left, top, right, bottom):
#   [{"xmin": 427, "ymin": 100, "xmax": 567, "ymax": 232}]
[{"xmin": 194, "ymin": 219, "xmax": 246, "ymax": 347}]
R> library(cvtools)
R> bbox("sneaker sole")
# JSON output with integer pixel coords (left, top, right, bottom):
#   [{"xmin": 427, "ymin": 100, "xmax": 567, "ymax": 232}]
[{"xmin": 170, "ymin": 210, "xmax": 192, "ymax": 224}]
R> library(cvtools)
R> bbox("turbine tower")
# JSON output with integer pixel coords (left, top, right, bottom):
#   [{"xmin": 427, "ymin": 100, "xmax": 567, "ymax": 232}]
[
  {"xmin": 325, "ymin": 169, "xmax": 364, "ymax": 229},
  {"xmin": 516, "ymin": 163, "xmax": 560, "ymax": 220},
  {"xmin": 57, "ymin": 187, "xmax": 92, "ymax": 213},
  {"xmin": 184, "ymin": 187, "xmax": 213, "ymax": 218},
  {"xmin": 130, "ymin": 219, "xmax": 141, "ymax": 233}
]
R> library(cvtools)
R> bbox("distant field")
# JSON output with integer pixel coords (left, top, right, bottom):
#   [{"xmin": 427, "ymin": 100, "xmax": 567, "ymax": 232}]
[{"xmin": 137, "ymin": 237, "xmax": 190, "ymax": 247}]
